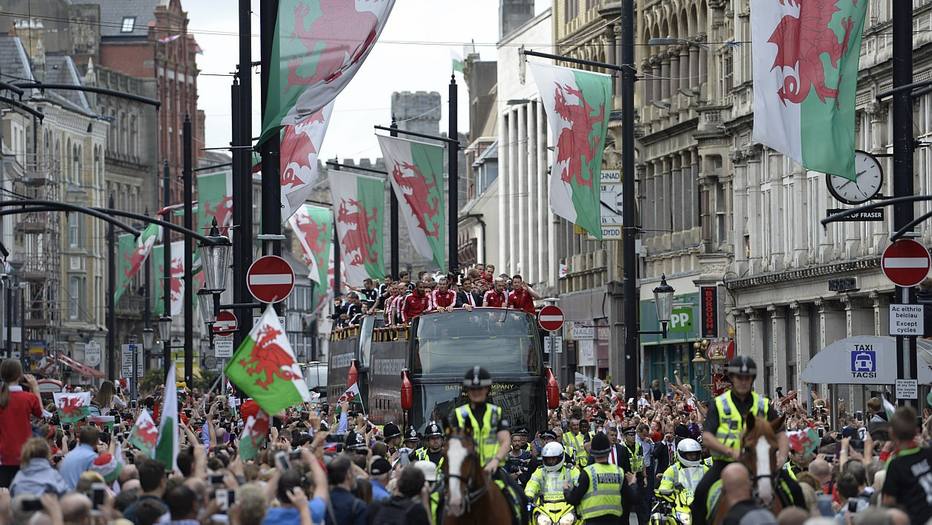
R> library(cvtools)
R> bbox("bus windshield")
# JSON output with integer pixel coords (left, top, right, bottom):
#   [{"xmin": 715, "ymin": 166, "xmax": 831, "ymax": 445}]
[{"xmin": 412, "ymin": 309, "xmax": 541, "ymax": 375}]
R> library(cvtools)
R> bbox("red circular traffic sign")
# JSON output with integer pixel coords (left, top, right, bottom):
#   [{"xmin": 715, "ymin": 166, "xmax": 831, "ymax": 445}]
[
  {"xmin": 247, "ymin": 255, "xmax": 295, "ymax": 303},
  {"xmin": 213, "ymin": 310, "xmax": 238, "ymax": 337},
  {"xmin": 882, "ymin": 239, "xmax": 931, "ymax": 287},
  {"xmin": 538, "ymin": 305, "xmax": 565, "ymax": 332}
]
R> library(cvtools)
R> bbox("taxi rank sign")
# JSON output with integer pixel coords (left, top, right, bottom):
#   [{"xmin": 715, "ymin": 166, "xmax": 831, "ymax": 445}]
[{"xmin": 850, "ymin": 344, "xmax": 877, "ymax": 380}]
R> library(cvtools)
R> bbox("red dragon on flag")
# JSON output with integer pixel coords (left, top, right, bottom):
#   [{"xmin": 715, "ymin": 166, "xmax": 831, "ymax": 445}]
[
  {"xmin": 202, "ymin": 196, "xmax": 233, "ymax": 236},
  {"xmin": 390, "ymin": 161, "xmax": 442, "ymax": 239},
  {"xmin": 767, "ymin": 0, "xmax": 855, "ymax": 105},
  {"xmin": 337, "ymin": 199, "xmax": 380, "ymax": 266},
  {"xmin": 239, "ymin": 326, "xmax": 302, "ymax": 389},
  {"xmin": 289, "ymin": 1, "xmax": 380, "ymax": 85},
  {"xmin": 553, "ymin": 82, "xmax": 605, "ymax": 188}
]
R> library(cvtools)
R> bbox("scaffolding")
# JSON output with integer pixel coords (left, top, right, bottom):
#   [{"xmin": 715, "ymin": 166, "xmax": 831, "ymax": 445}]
[{"xmin": 12, "ymin": 154, "xmax": 62, "ymax": 347}]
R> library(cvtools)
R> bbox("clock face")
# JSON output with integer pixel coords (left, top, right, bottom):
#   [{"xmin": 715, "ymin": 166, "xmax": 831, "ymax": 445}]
[{"xmin": 827, "ymin": 151, "xmax": 883, "ymax": 205}]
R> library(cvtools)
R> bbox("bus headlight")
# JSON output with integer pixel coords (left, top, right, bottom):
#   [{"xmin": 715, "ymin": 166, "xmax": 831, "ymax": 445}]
[
  {"xmin": 676, "ymin": 511, "xmax": 692, "ymax": 525},
  {"xmin": 536, "ymin": 514, "xmax": 554, "ymax": 525},
  {"xmin": 558, "ymin": 512, "xmax": 576, "ymax": 525}
]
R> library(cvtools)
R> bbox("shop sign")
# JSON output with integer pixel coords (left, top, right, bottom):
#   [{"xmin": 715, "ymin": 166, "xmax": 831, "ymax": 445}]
[
  {"xmin": 700, "ymin": 286, "xmax": 718, "ymax": 338},
  {"xmin": 669, "ymin": 306, "xmax": 694, "ymax": 333}
]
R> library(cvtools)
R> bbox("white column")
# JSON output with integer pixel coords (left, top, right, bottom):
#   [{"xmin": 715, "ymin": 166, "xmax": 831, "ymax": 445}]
[
  {"xmin": 770, "ymin": 305, "xmax": 787, "ymax": 398},
  {"xmin": 791, "ymin": 302, "xmax": 811, "ymax": 394},
  {"xmin": 748, "ymin": 309, "xmax": 766, "ymax": 388},
  {"xmin": 508, "ymin": 108, "xmax": 518, "ymax": 274},
  {"xmin": 732, "ymin": 151, "xmax": 748, "ymax": 273},
  {"xmin": 746, "ymin": 148, "xmax": 763, "ymax": 272},
  {"xmin": 498, "ymin": 110, "xmax": 509, "ymax": 271},
  {"xmin": 517, "ymin": 104, "xmax": 528, "ymax": 278},
  {"xmin": 526, "ymin": 102, "xmax": 538, "ymax": 284},
  {"xmin": 537, "ymin": 101, "xmax": 549, "ymax": 287}
]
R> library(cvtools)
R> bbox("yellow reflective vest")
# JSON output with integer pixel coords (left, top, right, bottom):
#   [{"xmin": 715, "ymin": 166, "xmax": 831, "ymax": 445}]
[
  {"xmin": 712, "ymin": 390, "xmax": 768, "ymax": 461},
  {"xmin": 579, "ymin": 463, "xmax": 625, "ymax": 519},
  {"xmin": 525, "ymin": 465, "xmax": 580, "ymax": 503},
  {"xmin": 453, "ymin": 403, "xmax": 503, "ymax": 466}
]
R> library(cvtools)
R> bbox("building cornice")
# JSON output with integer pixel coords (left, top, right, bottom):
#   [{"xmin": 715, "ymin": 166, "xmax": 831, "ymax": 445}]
[{"xmin": 724, "ymin": 257, "xmax": 880, "ymax": 290}]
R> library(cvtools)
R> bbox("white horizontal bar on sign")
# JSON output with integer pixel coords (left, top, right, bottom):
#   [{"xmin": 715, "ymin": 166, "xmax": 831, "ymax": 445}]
[
  {"xmin": 248, "ymin": 274, "xmax": 294, "ymax": 285},
  {"xmin": 884, "ymin": 258, "xmax": 930, "ymax": 268}
]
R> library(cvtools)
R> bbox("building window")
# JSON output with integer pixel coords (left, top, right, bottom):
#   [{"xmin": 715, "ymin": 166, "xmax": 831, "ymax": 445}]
[
  {"xmin": 68, "ymin": 276, "xmax": 82, "ymax": 320},
  {"xmin": 68, "ymin": 213, "xmax": 81, "ymax": 248},
  {"xmin": 121, "ymin": 17, "xmax": 136, "ymax": 33}
]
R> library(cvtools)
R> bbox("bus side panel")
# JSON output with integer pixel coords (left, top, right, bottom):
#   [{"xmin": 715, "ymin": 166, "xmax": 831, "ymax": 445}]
[
  {"xmin": 367, "ymin": 339, "xmax": 406, "ymax": 425},
  {"xmin": 327, "ymin": 337, "xmax": 357, "ymax": 404}
]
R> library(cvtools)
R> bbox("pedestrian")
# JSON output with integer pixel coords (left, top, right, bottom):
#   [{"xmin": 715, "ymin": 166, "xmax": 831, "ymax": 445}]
[
  {"xmin": 365, "ymin": 465, "xmax": 430, "ymax": 525},
  {"xmin": 368, "ymin": 457, "xmax": 391, "ymax": 502},
  {"xmin": 882, "ymin": 405, "xmax": 932, "ymax": 524},
  {"xmin": 57, "ymin": 426, "xmax": 99, "ymax": 490},
  {"xmin": 0, "ymin": 359, "xmax": 42, "ymax": 488},
  {"xmin": 326, "ymin": 456, "xmax": 367, "ymax": 525},
  {"xmin": 721, "ymin": 463, "xmax": 777, "ymax": 525},
  {"xmin": 9, "ymin": 438, "xmax": 68, "ymax": 497}
]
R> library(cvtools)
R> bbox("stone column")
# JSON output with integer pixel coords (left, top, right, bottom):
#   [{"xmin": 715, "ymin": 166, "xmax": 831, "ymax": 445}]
[
  {"xmin": 735, "ymin": 308, "xmax": 751, "ymax": 361},
  {"xmin": 745, "ymin": 147, "xmax": 763, "ymax": 272},
  {"xmin": 652, "ymin": 57, "xmax": 662, "ymax": 105},
  {"xmin": 871, "ymin": 292, "xmax": 890, "ymax": 339},
  {"xmin": 671, "ymin": 155, "xmax": 682, "ymax": 232},
  {"xmin": 508, "ymin": 108, "xmax": 518, "ymax": 273},
  {"xmin": 642, "ymin": 60, "xmax": 654, "ymax": 103},
  {"xmin": 791, "ymin": 302, "xmax": 811, "ymax": 394},
  {"xmin": 697, "ymin": 34, "xmax": 708, "ymax": 97},
  {"xmin": 669, "ymin": 46, "xmax": 681, "ymax": 95},
  {"xmin": 661, "ymin": 53, "xmax": 671, "ymax": 100},
  {"xmin": 748, "ymin": 308, "xmax": 766, "ymax": 390},
  {"xmin": 770, "ymin": 305, "xmax": 787, "ymax": 398},
  {"xmin": 517, "ymin": 104, "xmax": 527, "ymax": 277},
  {"xmin": 661, "ymin": 157, "xmax": 672, "ymax": 232},
  {"xmin": 679, "ymin": 46, "xmax": 690, "ymax": 95},
  {"xmin": 689, "ymin": 45, "xmax": 700, "ymax": 90},
  {"xmin": 731, "ymin": 149, "xmax": 749, "ymax": 273},
  {"xmin": 538, "ymin": 102, "xmax": 550, "ymax": 286},
  {"xmin": 498, "ymin": 111, "xmax": 509, "ymax": 270},
  {"xmin": 526, "ymin": 101, "xmax": 538, "ymax": 284}
]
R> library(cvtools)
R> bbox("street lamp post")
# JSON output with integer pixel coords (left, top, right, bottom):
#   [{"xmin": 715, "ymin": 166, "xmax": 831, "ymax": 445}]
[
  {"xmin": 692, "ymin": 339, "xmax": 709, "ymax": 396},
  {"xmin": 199, "ymin": 219, "xmax": 233, "ymax": 395},
  {"xmin": 639, "ymin": 274, "xmax": 676, "ymax": 338}
]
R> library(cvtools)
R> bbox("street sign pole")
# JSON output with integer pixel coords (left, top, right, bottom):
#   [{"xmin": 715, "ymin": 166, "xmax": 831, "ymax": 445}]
[{"xmin": 132, "ymin": 343, "xmax": 137, "ymax": 401}]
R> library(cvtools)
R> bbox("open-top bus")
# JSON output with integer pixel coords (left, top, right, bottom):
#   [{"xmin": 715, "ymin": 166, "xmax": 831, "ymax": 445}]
[{"xmin": 328, "ymin": 308, "xmax": 553, "ymax": 434}]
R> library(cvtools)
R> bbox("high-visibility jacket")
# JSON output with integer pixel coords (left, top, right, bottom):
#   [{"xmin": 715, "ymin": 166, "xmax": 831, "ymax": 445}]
[
  {"xmin": 623, "ymin": 441, "xmax": 643, "ymax": 473},
  {"xmin": 712, "ymin": 390, "xmax": 768, "ymax": 461},
  {"xmin": 414, "ymin": 448, "xmax": 445, "ymax": 471},
  {"xmin": 656, "ymin": 463, "xmax": 708, "ymax": 505},
  {"xmin": 579, "ymin": 463, "xmax": 625, "ymax": 519},
  {"xmin": 453, "ymin": 403, "xmax": 503, "ymax": 466},
  {"xmin": 525, "ymin": 465, "xmax": 580, "ymax": 503}
]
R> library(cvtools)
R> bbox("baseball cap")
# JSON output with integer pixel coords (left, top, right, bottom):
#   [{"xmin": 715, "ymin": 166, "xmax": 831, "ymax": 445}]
[{"xmin": 369, "ymin": 457, "xmax": 392, "ymax": 476}]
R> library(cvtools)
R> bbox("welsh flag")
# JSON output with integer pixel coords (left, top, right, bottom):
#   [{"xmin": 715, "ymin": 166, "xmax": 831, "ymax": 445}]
[
  {"xmin": 52, "ymin": 392, "xmax": 90, "ymax": 424},
  {"xmin": 115, "ymin": 224, "xmax": 162, "ymax": 303},
  {"xmin": 529, "ymin": 63, "xmax": 612, "ymax": 239},
  {"xmin": 338, "ymin": 382, "xmax": 360, "ymax": 403},
  {"xmin": 260, "ymin": 0, "xmax": 395, "ymax": 142},
  {"xmin": 196, "ymin": 170, "xmax": 233, "ymax": 236},
  {"xmin": 377, "ymin": 135, "xmax": 446, "ymax": 270},
  {"xmin": 238, "ymin": 409, "xmax": 270, "ymax": 461},
  {"xmin": 128, "ymin": 409, "xmax": 159, "ymax": 456},
  {"xmin": 288, "ymin": 204, "xmax": 332, "ymax": 304},
  {"xmin": 151, "ymin": 241, "xmax": 185, "ymax": 316},
  {"xmin": 155, "ymin": 366, "xmax": 179, "ymax": 472},
  {"xmin": 225, "ymin": 306, "xmax": 312, "ymax": 415},
  {"xmin": 751, "ymin": 0, "xmax": 868, "ymax": 181},
  {"xmin": 280, "ymin": 104, "xmax": 334, "ymax": 224},
  {"xmin": 328, "ymin": 172, "xmax": 385, "ymax": 287}
]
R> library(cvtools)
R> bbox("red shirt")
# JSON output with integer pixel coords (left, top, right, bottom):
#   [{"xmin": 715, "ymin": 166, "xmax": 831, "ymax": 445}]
[
  {"xmin": 0, "ymin": 388, "xmax": 41, "ymax": 465},
  {"xmin": 402, "ymin": 292, "xmax": 430, "ymax": 322},
  {"xmin": 508, "ymin": 289, "xmax": 536, "ymax": 314},
  {"xmin": 483, "ymin": 290, "xmax": 507, "ymax": 307},
  {"xmin": 429, "ymin": 289, "xmax": 456, "ymax": 309}
]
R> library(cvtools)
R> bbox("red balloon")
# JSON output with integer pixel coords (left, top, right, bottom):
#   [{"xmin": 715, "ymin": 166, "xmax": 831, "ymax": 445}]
[
  {"xmin": 347, "ymin": 360, "xmax": 359, "ymax": 388},
  {"xmin": 546, "ymin": 368, "xmax": 560, "ymax": 410}
]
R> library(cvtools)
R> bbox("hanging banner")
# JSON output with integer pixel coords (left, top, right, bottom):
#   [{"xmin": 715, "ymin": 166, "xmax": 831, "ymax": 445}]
[
  {"xmin": 328, "ymin": 171, "xmax": 385, "ymax": 287},
  {"xmin": 288, "ymin": 204, "xmax": 333, "ymax": 304},
  {"xmin": 280, "ymin": 103, "xmax": 334, "ymax": 223}
]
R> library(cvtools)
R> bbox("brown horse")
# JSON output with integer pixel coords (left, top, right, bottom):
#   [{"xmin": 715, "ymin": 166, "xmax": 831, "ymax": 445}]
[
  {"xmin": 441, "ymin": 426, "xmax": 512, "ymax": 525},
  {"xmin": 709, "ymin": 414, "xmax": 800, "ymax": 523}
]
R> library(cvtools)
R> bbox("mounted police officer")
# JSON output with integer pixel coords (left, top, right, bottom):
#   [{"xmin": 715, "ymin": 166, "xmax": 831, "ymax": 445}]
[
  {"xmin": 564, "ymin": 432, "xmax": 639, "ymax": 524},
  {"xmin": 690, "ymin": 356, "xmax": 788, "ymax": 525},
  {"xmin": 450, "ymin": 366, "xmax": 526, "ymax": 524}
]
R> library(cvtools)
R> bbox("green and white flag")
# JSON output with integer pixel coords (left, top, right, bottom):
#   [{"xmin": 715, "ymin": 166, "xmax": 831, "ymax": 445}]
[
  {"xmin": 328, "ymin": 171, "xmax": 386, "ymax": 287},
  {"xmin": 377, "ymin": 135, "xmax": 446, "ymax": 270},
  {"xmin": 115, "ymin": 224, "xmax": 162, "ymax": 304},
  {"xmin": 196, "ymin": 170, "xmax": 233, "ymax": 236},
  {"xmin": 751, "ymin": 0, "xmax": 868, "ymax": 180},
  {"xmin": 151, "ymin": 241, "xmax": 185, "ymax": 317},
  {"xmin": 53, "ymin": 392, "xmax": 90, "ymax": 424},
  {"xmin": 260, "ymin": 0, "xmax": 395, "ymax": 142},
  {"xmin": 280, "ymin": 103, "xmax": 334, "ymax": 224},
  {"xmin": 288, "ymin": 204, "xmax": 333, "ymax": 304},
  {"xmin": 155, "ymin": 366, "xmax": 179, "ymax": 472},
  {"xmin": 451, "ymin": 49, "xmax": 464, "ymax": 73},
  {"xmin": 128, "ymin": 409, "xmax": 158, "ymax": 456},
  {"xmin": 225, "ymin": 305, "xmax": 312, "ymax": 415},
  {"xmin": 529, "ymin": 62, "xmax": 612, "ymax": 239}
]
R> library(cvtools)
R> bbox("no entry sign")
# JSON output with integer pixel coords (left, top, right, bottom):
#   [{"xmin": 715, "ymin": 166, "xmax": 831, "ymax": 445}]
[
  {"xmin": 213, "ymin": 310, "xmax": 238, "ymax": 337},
  {"xmin": 882, "ymin": 239, "xmax": 931, "ymax": 288},
  {"xmin": 538, "ymin": 305, "xmax": 565, "ymax": 332},
  {"xmin": 247, "ymin": 255, "xmax": 295, "ymax": 303}
]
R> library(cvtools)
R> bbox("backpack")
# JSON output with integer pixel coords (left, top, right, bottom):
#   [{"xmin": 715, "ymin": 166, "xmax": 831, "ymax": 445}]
[{"xmin": 370, "ymin": 499, "xmax": 415, "ymax": 525}]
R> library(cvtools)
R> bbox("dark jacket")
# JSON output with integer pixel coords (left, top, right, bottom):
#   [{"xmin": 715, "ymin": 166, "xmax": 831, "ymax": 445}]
[
  {"xmin": 651, "ymin": 440, "xmax": 676, "ymax": 478},
  {"xmin": 328, "ymin": 487, "xmax": 367, "ymax": 525}
]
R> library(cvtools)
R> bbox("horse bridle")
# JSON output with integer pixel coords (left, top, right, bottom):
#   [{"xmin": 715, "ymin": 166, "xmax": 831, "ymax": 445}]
[{"xmin": 445, "ymin": 435, "xmax": 490, "ymax": 513}]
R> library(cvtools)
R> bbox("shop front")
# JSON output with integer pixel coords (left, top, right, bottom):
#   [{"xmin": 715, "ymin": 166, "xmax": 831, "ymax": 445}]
[{"xmin": 640, "ymin": 292, "xmax": 708, "ymax": 399}]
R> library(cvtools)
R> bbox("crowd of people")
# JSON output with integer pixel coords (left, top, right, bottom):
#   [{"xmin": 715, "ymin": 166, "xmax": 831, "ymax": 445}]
[
  {"xmin": 1, "ymin": 346, "xmax": 932, "ymax": 524},
  {"xmin": 330, "ymin": 264, "xmax": 539, "ymax": 328}
]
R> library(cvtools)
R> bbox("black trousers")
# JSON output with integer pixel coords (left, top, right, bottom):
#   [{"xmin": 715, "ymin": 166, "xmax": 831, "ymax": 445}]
[{"xmin": 690, "ymin": 460, "xmax": 729, "ymax": 525}]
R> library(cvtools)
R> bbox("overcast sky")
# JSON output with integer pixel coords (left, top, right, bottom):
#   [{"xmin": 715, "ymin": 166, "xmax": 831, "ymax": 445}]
[{"xmin": 187, "ymin": 1, "xmax": 549, "ymax": 163}]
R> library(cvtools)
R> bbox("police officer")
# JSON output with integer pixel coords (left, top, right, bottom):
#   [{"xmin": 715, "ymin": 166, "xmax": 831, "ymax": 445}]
[
  {"xmin": 656, "ymin": 438, "xmax": 708, "ymax": 505},
  {"xmin": 525, "ymin": 442, "xmax": 579, "ymax": 506},
  {"xmin": 382, "ymin": 422, "xmax": 402, "ymax": 455},
  {"xmin": 451, "ymin": 366, "xmax": 526, "ymax": 523},
  {"xmin": 619, "ymin": 425, "xmax": 647, "ymax": 524},
  {"xmin": 690, "ymin": 356, "xmax": 787, "ymax": 525},
  {"xmin": 451, "ymin": 366, "xmax": 511, "ymax": 471},
  {"xmin": 411, "ymin": 421, "xmax": 445, "ymax": 468},
  {"xmin": 396, "ymin": 425, "xmax": 420, "ymax": 467},
  {"xmin": 505, "ymin": 427, "xmax": 536, "ymax": 486},
  {"xmin": 564, "ymin": 432, "xmax": 639, "ymax": 525},
  {"xmin": 539, "ymin": 430, "xmax": 575, "ymax": 468}
]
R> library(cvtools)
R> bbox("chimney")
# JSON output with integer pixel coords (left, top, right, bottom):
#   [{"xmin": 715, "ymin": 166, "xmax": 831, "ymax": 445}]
[{"xmin": 500, "ymin": 0, "xmax": 534, "ymax": 40}]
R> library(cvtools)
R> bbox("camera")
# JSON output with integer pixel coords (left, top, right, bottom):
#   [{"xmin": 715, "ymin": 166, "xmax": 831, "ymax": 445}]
[
  {"xmin": 215, "ymin": 488, "xmax": 235, "ymax": 512},
  {"xmin": 20, "ymin": 497, "xmax": 43, "ymax": 512},
  {"xmin": 274, "ymin": 451, "xmax": 291, "ymax": 472},
  {"xmin": 289, "ymin": 450, "xmax": 302, "ymax": 461},
  {"xmin": 91, "ymin": 483, "xmax": 107, "ymax": 509},
  {"xmin": 209, "ymin": 473, "xmax": 224, "ymax": 485}
]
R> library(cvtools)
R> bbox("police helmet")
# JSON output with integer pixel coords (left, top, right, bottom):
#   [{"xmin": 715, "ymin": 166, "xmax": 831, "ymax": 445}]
[
  {"xmin": 383, "ymin": 422, "xmax": 402, "ymax": 440},
  {"xmin": 424, "ymin": 421, "xmax": 443, "ymax": 438},
  {"xmin": 541, "ymin": 442, "xmax": 565, "ymax": 472},
  {"xmin": 404, "ymin": 425, "xmax": 420, "ymax": 444},
  {"xmin": 589, "ymin": 432, "xmax": 612, "ymax": 457},
  {"xmin": 726, "ymin": 356, "xmax": 757, "ymax": 378},
  {"xmin": 463, "ymin": 366, "xmax": 493, "ymax": 388},
  {"xmin": 676, "ymin": 438, "xmax": 702, "ymax": 468}
]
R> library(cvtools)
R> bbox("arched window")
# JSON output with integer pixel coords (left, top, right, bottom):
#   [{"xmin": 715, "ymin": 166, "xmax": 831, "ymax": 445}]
[{"xmin": 130, "ymin": 115, "xmax": 138, "ymax": 158}]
